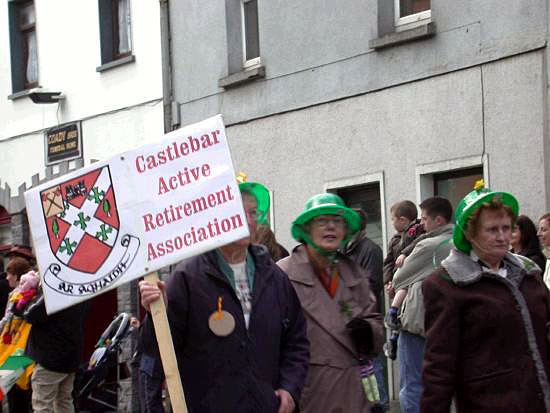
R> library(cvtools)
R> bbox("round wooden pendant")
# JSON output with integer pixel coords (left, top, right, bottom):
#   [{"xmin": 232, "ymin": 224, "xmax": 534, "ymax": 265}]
[{"xmin": 208, "ymin": 310, "xmax": 235, "ymax": 336}]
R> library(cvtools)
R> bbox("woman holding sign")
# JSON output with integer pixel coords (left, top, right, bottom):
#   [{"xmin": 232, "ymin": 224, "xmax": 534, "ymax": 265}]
[
  {"xmin": 139, "ymin": 178, "xmax": 309, "ymax": 413},
  {"xmin": 277, "ymin": 193, "xmax": 384, "ymax": 412}
]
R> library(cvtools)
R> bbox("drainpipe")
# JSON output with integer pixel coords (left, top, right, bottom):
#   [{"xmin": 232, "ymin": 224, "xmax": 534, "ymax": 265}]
[{"xmin": 159, "ymin": 0, "xmax": 177, "ymax": 133}]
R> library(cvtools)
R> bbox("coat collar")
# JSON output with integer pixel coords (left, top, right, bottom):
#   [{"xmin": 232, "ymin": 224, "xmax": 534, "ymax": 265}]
[
  {"xmin": 247, "ymin": 244, "xmax": 276, "ymax": 305},
  {"xmin": 283, "ymin": 244, "xmax": 362, "ymax": 356},
  {"xmin": 428, "ymin": 223, "xmax": 454, "ymax": 237},
  {"xmin": 441, "ymin": 248, "xmax": 550, "ymax": 409},
  {"xmin": 287, "ymin": 244, "xmax": 362, "ymax": 288},
  {"xmin": 441, "ymin": 247, "xmax": 540, "ymax": 286},
  {"xmin": 203, "ymin": 244, "xmax": 275, "ymax": 303},
  {"xmin": 346, "ymin": 229, "xmax": 367, "ymax": 254}
]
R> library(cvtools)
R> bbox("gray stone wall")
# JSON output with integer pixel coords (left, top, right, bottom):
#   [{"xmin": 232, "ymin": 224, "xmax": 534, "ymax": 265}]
[
  {"xmin": 10, "ymin": 210, "xmax": 31, "ymax": 247},
  {"xmin": 117, "ymin": 280, "xmax": 140, "ymax": 413}
]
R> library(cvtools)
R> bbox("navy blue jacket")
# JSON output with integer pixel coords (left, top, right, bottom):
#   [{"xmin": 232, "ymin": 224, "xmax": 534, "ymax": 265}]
[{"xmin": 141, "ymin": 244, "xmax": 309, "ymax": 413}]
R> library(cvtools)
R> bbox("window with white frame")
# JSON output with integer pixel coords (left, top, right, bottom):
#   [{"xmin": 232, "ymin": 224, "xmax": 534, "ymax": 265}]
[
  {"xmin": 98, "ymin": 0, "xmax": 133, "ymax": 66},
  {"xmin": 395, "ymin": 0, "xmax": 431, "ymax": 30},
  {"xmin": 433, "ymin": 167, "xmax": 483, "ymax": 217},
  {"xmin": 8, "ymin": 0, "xmax": 39, "ymax": 93},
  {"xmin": 241, "ymin": 0, "xmax": 260, "ymax": 68}
]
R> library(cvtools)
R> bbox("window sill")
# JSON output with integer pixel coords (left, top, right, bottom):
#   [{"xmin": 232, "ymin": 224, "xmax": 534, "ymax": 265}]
[
  {"xmin": 218, "ymin": 65, "xmax": 265, "ymax": 89},
  {"xmin": 8, "ymin": 87, "xmax": 42, "ymax": 101},
  {"xmin": 96, "ymin": 54, "xmax": 136, "ymax": 73},
  {"xmin": 369, "ymin": 22, "xmax": 436, "ymax": 50}
]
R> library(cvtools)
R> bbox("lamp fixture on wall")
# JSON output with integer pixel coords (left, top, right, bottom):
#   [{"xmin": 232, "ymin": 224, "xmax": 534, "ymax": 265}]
[{"xmin": 29, "ymin": 90, "xmax": 64, "ymax": 104}]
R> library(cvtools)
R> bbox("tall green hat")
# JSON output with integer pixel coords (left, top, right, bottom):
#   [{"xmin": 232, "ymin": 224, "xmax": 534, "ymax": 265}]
[
  {"xmin": 237, "ymin": 172, "xmax": 270, "ymax": 225},
  {"xmin": 291, "ymin": 193, "xmax": 360, "ymax": 248},
  {"xmin": 453, "ymin": 179, "xmax": 519, "ymax": 253}
]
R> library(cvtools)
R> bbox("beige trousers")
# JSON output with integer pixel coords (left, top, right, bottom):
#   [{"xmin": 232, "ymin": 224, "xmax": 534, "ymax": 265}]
[{"xmin": 31, "ymin": 363, "xmax": 75, "ymax": 413}]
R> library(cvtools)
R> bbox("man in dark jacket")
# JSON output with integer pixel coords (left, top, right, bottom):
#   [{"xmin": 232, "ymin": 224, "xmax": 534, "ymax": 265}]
[
  {"xmin": 139, "ymin": 180, "xmax": 309, "ymax": 413},
  {"xmin": 345, "ymin": 208, "xmax": 388, "ymax": 412},
  {"xmin": 346, "ymin": 208, "xmax": 384, "ymax": 300},
  {"xmin": 23, "ymin": 292, "xmax": 89, "ymax": 412}
]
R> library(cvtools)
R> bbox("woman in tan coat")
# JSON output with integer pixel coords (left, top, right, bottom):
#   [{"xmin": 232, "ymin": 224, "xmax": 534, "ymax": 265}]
[{"xmin": 278, "ymin": 193, "xmax": 384, "ymax": 412}]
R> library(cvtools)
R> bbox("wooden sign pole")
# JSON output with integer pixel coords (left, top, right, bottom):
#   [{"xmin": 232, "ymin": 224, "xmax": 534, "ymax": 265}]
[{"xmin": 144, "ymin": 272, "xmax": 188, "ymax": 413}]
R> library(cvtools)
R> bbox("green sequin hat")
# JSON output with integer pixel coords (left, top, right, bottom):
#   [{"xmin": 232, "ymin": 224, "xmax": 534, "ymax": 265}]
[
  {"xmin": 453, "ymin": 180, "xmax": 519, "ymax": 253},
  {"xmin": 291, "ymin": 193, "xmax": 360, "ymax": 247}
]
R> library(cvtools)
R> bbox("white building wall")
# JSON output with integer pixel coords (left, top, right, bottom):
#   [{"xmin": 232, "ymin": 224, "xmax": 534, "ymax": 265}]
[{"xmin": 0, "ymin": 0, "xmax": 164, "ymax": 194}]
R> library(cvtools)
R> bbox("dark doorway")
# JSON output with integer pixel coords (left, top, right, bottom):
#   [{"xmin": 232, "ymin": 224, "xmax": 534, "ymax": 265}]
[
  {"xmin": 334, "ymin": 183, "xmax": 383, "ymax": 249},
  {"xmin": 82, "ymin": 288, "xmax": 118, "ymax": 362}
]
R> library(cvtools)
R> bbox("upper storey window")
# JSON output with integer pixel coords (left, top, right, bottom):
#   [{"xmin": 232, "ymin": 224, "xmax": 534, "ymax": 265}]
[
  {"xmin": 395, "ymin": 0, "xmax": 431, "ymax": 31},
  {"xmin": 241, "ymin": 0, "xmax": 260, "ymax": 68},
  {"xmin": 8, "ymin": 1, "xmax": 39, "ymax": 93},
  {"xmin": 98, "ymin": 0, "xmax": 132, "ymax": 65}
]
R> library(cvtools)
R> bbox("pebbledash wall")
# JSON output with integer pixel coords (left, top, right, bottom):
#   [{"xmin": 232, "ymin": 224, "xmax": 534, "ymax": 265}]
[
  {"xmin": 165, "ymin": 0, "xmax": 550, "ymax": 251},
  {"xmin": 224, "ymin": 51, "xmax": 549, "ymax": 248},
  {"xmin": 0, "ymin": 1, "xmax": 165, "ymax": 411},
  {"xmin": 164, "ymin": 0, "xmax": 550, "ymax": 401}
]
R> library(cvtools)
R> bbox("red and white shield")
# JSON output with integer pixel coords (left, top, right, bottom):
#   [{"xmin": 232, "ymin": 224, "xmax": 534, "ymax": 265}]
[{"xmin": 40, "ymin": 166, "xmax": 120, "ymax": 273}]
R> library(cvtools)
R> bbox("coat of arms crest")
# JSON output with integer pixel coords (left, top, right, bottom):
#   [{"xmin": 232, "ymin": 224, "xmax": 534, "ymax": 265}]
[{"xmin": 40, "ymin": 166, "xmax": 120, "ymax": 273}]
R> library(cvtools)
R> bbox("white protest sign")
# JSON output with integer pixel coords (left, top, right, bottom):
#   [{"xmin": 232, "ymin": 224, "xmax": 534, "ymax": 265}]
[{"xmin": 25, "ymin": 115, "xmax": 249, "ymax": 314}]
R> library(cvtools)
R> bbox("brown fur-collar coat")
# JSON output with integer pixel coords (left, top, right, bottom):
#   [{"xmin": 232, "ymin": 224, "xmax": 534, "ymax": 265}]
[{"xmin": 421, "ymin": 249, "xmax": 550, "ymax": 413}]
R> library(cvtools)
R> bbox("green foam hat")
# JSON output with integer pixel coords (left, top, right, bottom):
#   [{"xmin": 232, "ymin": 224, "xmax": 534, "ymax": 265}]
[
  {"xmin": 291, "ymin": 193, "xmax": 360, "ymax": 247},
  {"xmin": 237, "ymin": 172, "xmax": 270, "ymax": 225},
  {"xmin": 453, "ymin": 179, "xmax": 519, "ymax": 253}
]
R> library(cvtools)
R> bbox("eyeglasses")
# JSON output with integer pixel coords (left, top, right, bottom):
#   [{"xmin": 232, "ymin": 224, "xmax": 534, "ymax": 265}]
[
  {"xmin": 311, "ymin": 216, "xmax": 347, "ymax": 228},
  {"xmin": 245, "ymin": 209, "xmax": 260, "ymax": 221}
]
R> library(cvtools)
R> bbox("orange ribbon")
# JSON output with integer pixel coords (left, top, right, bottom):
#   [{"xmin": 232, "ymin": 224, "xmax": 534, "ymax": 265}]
[{"xmin": 215, "ymin": 297, "xmax": 223, "ymax": 320}]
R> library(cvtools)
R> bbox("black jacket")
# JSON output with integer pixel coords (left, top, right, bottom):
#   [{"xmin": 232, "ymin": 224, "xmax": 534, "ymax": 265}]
[
  {"xmin": 140, "ymin": 244, "xmax": 309, "ymax": 413},
  {"xmin": 0, "ymin": 278, "xmax": 12, "ymax": 316},
  {"xmin": 346, "ymin": 232, "xmax": 384, "ymax": 299},
  {"xmin": 23, "ymin": 291, "xmax": 89, "ymax": 373},
  {"xmin": 516, "ymin": 247, "xmax": 546, "ymax": 272}
]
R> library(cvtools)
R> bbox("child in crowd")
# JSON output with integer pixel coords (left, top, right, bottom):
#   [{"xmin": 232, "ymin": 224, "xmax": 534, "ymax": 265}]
[
  {"xmin": 382, "ymin": 200, "xmax": 425, "ymax": 359},
  {"xmin": 0, "ymin": 270, "xmax": 39, "ymax": 333}
]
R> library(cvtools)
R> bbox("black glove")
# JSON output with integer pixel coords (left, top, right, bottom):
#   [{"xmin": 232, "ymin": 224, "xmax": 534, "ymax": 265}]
[
  {"xmin": 371, "ymin": 404, "xmax": 385, "ymax": 413},
  {"xmin": 345, "ymin": 317, "xmax": 373, "ymax": 355}
]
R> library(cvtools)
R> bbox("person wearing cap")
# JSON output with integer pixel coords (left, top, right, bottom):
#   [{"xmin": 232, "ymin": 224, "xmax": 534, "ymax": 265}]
[
  {"xmin": 139, "ymin": 178, "xmax": 309, "ymax": 413},
  {"xmin": 278, "ymin": 193, "xmax": 383, "ymax": 412},
  {"xmin": 421, "ymin": 182, "xmax": 550, "ymax": 413}
]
